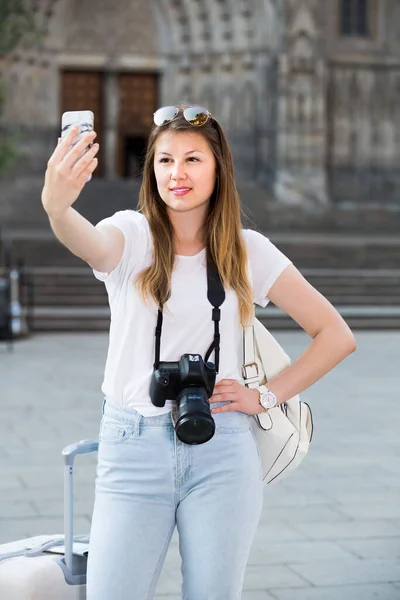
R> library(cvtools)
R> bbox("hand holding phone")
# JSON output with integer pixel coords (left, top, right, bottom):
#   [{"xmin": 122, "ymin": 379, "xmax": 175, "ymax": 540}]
[
  {"xmin": 61, "ymin": 110, "xmax": 95, "ymax": 182},
  {"xmin": 41, "ymin": 110, "xmax": 99, "ymax": 220}
]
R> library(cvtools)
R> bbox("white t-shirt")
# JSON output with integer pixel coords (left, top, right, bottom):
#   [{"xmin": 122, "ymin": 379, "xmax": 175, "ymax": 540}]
[{"xmin": 93, "ymin": 210, "xmax": 292, "ymax": 416}]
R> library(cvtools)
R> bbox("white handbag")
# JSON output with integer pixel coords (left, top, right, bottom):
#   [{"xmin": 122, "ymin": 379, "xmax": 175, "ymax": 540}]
[{"xmin": 242, "ymin": 315, "xmax": 314, "ymax": 484}]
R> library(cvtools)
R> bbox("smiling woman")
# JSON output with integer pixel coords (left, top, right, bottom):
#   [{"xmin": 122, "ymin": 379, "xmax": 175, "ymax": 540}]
[
  {"xmin": 153, "ymin": 130, "xmax": 217, "ymax": 253},
  {"xmin": 42, "ymin": 103, "xmax": 356, "ymax": 600},
  {"xmin": 135, "ymin": 105, "xmax": 256, "ymax": 328}
]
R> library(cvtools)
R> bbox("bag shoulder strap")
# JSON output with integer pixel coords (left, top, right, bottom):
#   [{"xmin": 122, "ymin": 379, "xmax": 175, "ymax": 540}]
[{"xmin": 242, "ymin": 310, "xmax": 260, "ymax": 388}]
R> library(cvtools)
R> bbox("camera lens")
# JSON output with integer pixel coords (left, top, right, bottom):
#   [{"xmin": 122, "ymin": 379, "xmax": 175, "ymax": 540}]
[
  {"xmin": 177, "ymin": 416, "xmax": 215, "ymax": 444},
  {"xmin": 175, "ymin": 387, "xmax": 215, "ymax": 445}
]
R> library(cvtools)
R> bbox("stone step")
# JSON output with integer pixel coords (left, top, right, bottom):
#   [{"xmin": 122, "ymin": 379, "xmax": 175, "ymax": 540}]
[
  {"xmin": 4, "ymin": 258, "xmax": 400, "ymax": 331},
  {"xmin": 32, "ymin": 275, "xmax": 400, "ymax": 290},
  {"xmin": 3, "ymin": 233, "xmax": 400, "ymax": 270},
  {"xmin": 30, "ymin": 305, "xmax": 400, "ymax": 332},
  {"xmin": 31, "ymin": 291, "xmax": 400, "ymax": 306},
  {"xmin": 33, "ymin": 296, "xmax": 107, "ymax": 306},
  {"xmin": 32, "ymin": 280, "xmax": 400, "ymax": 293},
  {"xmin": 24, "ymin": 268, "xmax": 400, "ymax": 314}
]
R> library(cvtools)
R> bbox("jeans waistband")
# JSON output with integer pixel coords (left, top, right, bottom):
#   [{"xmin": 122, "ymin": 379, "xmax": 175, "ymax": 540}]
[
  {"xmin": 102, "ymin": 398, "xmax": 230, "ymax": 429},
  {"xmin": 102, "ymin": 399, "xmax": 174, "ymax": 428}
]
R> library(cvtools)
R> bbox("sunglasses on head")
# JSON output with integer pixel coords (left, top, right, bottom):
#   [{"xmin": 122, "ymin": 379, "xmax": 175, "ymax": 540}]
[{"xmin": 153, "ymin": 105, "xmax": 212, "ymax": 127}]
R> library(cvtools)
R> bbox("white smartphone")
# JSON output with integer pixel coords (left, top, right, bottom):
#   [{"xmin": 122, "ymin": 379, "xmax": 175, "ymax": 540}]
[{"xmin": 61, "ymin": 110, "xmax": 95, "ymax": 182}]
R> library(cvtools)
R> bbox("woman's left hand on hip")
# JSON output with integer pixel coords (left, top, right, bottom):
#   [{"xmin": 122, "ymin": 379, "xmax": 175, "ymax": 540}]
[{"xmin": 209, "ymin": 379, "xmax": 265, "ymax": 415}]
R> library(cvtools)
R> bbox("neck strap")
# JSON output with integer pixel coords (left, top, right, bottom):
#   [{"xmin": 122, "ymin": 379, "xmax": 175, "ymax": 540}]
[{"xmin": 154, "ymin": 252, "xmax": 225, "ymax": 371}]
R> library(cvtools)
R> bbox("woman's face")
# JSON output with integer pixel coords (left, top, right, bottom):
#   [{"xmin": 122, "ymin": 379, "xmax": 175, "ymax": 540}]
[{"xmin": 153, "ymin": 130, "xmax": 217, "ymax": 215}]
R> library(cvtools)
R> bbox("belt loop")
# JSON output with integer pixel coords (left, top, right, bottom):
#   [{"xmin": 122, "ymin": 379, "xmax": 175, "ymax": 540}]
[
  {"xmin": 134, "ymin": 412, "xmax": 142, "ymax": 437},
  {"xmin": 102, "ymin": 398, "xmax": 106, "ymax": 415}
]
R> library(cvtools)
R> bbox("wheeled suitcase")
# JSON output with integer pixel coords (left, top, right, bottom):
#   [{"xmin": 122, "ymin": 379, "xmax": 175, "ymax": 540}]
[{"xmin": 0, "ymin": 439, "xmax": 98, "ymax": 599}]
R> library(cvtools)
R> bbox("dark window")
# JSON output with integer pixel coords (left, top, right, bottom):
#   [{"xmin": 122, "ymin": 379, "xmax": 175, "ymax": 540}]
[{"xmin": 340, "ymin": 0, "xmax": 369, "ymax": 37}]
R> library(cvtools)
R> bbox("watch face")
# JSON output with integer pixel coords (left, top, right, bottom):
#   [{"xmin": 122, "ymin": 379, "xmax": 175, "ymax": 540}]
[{"xmin": 261, "ymin": 391, "xmax": 277, "ymax": 410}]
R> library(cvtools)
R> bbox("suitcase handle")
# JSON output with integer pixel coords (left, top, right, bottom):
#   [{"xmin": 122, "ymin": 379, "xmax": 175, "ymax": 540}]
[
  {"xmin": 62, "ymin": 440, "xmax": 99, "ymax": 575},
  {"xmin": 62, "ymin": 440, "xmax": 99, "ymax": 466}
]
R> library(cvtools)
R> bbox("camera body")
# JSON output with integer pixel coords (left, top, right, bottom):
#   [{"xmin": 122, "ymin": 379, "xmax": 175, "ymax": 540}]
[
  {"xmin": 150, "ymin": 354, "xmax": 216, "ymax": 406},
  {"xmin": 150, "ymin": 354, "xmax": 217, "ymax": 445}
]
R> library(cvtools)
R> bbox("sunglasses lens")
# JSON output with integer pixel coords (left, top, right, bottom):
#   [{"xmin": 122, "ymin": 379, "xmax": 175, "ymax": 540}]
[
  {"xmin": 154, "ymin": 106, "xmax": 179, "ymax": 126},
  {"xmin": 183, "ymin": 106, "xmax": 210, "ymax": 126}
]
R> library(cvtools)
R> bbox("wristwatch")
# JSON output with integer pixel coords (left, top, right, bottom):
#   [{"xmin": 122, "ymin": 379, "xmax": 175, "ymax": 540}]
[{"xmin": 257, "ymin": 385, "xmax": 277, "ymax": 411}]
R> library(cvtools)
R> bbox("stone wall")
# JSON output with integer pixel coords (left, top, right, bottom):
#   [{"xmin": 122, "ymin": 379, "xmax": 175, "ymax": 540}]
[
  {"xmin": 322, "ymin": 0, "xmax": 400, "ymax": 205},
  {"xmin": 60, "ymin": 0, "xmax": 157, "ymax": 56},
  {"xmin": 273, "ymin": 0, "xmax": 328, "ymax": 207},
  {"xmin": 1, "ymin": 0, "xmax": 400, "ymax": 213}
]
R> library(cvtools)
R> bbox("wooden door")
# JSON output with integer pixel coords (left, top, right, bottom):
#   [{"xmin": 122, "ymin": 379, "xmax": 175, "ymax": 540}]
[
  {"xmin": 117, "ymin": 73, "xmax": 159, "ymax": 177},
  {"xmin": 60, "ymin": 71, "xmax": 104, "ymax": 177}
]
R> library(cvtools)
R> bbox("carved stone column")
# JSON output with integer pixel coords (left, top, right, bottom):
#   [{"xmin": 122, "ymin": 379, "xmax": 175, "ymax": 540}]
[{"xmin": 275, "ymin": 0, "xmax": 329, "ymax": 206}]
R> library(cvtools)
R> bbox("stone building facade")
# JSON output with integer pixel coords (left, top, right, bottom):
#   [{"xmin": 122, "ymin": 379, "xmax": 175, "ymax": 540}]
[{"xmin": 1, "ymin": 0, "xmax": 400, "ymax": 209}]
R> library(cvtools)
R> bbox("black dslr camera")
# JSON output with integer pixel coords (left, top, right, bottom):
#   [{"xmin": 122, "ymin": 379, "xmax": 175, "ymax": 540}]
[{"xmin": 150, "ymin": 354, "xmax": 216, "ymax": 445}]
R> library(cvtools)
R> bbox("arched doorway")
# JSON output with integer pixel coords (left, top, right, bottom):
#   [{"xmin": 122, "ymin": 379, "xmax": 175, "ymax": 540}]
[{"xmin": 56, "ymin": 0, "xmax": 159, "ymax": 180}]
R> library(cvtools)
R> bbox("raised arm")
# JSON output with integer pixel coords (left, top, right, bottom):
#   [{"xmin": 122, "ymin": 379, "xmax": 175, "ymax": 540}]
[{"xmin": 41, "ymin": 125, "xmax": 124, "ymax": 272}]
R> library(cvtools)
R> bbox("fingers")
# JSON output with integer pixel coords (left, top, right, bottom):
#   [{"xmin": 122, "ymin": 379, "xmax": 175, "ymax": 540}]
[
  {"xmin": 211, "ymin": 403, "xmax": 234, "ymax": 414},
  {"xmin": 52, "ymin": 126, "xmax": 96, "ymax": 165},
  {"xmin": 71, "ymin": 144, "xmax": 99, "ymax": 175},
  {"xmin": 52, "ymin": 125, "xmax": 80, "ymax": 162},
  {"xmin": 213, "ymin": 380, "xmax": 238, "ymax": 396},
  {"xmin": 210, "ymin": 393, "xmax": 236, "ymax": 405},
  {"xmin": 210, "ymin": 386, "xmax": 234, "ymax": 397},
  {"xmin": 73, "ymin": 143, "xmax": 99, "ymax": 180},
  {"xmin": 215, "ymin": 379, "xmax": 235, "ymax": 387},
  {"xmin": 62, "ymin": 130, "xmax": 97, "ymax": 168},
  {"xmin": 75, "ymin": 158, "xmax": 98, "ymax": 187}
]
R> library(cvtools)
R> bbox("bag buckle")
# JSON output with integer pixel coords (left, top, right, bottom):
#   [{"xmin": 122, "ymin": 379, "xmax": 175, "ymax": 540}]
[{"xmin": 242, "ymin": 362, "xmax": 259, "ymax": 385}]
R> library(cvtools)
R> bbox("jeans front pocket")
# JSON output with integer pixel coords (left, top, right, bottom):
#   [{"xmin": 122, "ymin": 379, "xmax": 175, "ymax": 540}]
[
  {"xmin": 214, "ymin": 410, "xmax": 251, "ymax": 434},
  {"xmin": 99, "ymin": 416, "xmax": 135, "ymax": 444}
]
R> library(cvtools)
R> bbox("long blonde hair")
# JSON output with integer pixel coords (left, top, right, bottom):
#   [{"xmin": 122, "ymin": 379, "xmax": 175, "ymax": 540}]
[{"xmin": 135, "ymin": 108, "xmax": 254, "ymax": 327}]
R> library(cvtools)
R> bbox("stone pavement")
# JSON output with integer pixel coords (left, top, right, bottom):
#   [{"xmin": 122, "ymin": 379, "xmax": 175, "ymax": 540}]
[{"xmin": 1, "ymin": 331, "xmax": 400, "ymax": 599}]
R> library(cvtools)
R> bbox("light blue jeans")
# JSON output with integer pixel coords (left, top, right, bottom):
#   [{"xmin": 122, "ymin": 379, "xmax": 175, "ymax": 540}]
[{"xmin": 86, "ymin": 399, "xmax": 263, "ymax": 600}]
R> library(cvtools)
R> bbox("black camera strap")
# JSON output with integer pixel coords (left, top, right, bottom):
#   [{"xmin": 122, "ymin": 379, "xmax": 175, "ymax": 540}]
[{"xmin": 154, "ymin": 252, "xmax": 225, "ymax": 372}]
